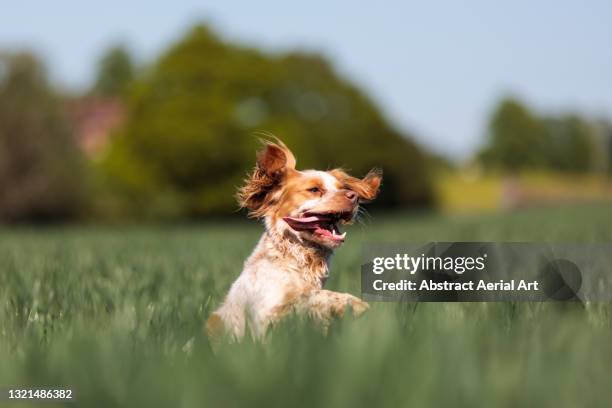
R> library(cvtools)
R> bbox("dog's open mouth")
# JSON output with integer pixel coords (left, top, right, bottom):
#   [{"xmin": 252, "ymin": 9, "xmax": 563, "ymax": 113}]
[{"xmin": 283, "ymin": 211, "xmax": 352, "ymax": 242}]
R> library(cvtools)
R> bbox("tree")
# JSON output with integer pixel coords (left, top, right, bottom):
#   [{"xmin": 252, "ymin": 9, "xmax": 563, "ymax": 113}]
[
  {"xmin": 0, "ymin": 52, "xmax": 87, "ymax": 221},
  {"xmin": 94, "ymin": 45, "xmax": 135, "ymax": 97},
  {"xmin": 479, "ymin": 98, "xmax": 548, "ymax": 171},
  {"xmin": 101, "ymin": 25, "xmax": 433, "ymax": 218},
  {"xmin": 542, "ymin": 115, "xmax": 596, "ymax": 172},
  {"xmin": 479, "ymin": 97, "xmax": 599, "ymax": 173}
]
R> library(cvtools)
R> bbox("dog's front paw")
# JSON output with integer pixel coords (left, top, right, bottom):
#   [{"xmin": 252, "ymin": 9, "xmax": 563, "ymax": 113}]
[
  {"xmin": 307, "ymin": 290, "xmax": 370, "ymax": 323},
  {"xmin": 345, "ymin": 295, "xmax": 370, "ymax": 317}
]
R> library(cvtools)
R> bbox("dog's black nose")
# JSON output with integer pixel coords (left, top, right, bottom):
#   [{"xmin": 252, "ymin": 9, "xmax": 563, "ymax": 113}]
[{"xmin": 345, "ymin": 190, "xmax": 358, "ymax": 203}]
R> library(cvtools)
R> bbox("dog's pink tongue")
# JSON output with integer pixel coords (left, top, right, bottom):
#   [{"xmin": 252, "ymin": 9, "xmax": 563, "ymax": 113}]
[{"xmin": 283, "ymin": 216, "xmax": 321, "ymax": 230}]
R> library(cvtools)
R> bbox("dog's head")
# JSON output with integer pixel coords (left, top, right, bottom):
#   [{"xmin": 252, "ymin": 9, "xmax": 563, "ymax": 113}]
[{"xmin": 238, "ymin": 139, "xmax": 382, "ymax": 249}]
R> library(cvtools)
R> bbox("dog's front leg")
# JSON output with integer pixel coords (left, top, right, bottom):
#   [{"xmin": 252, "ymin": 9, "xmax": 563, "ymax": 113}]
[{"xmin": 304, "ymin": 289, "xmax": 369, "ymax": 327}]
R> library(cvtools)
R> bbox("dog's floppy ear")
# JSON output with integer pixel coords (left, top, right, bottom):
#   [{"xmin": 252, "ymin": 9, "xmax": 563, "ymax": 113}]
[
  {"xmin": 237, "ymin": 139, "xmax": 296, "ymax": 217},
  {"xmin": 256, "ymin": 139, "xmax": 296, "ymax": 175},
  {"xmin": 331, "ymin": 168, "xmax": 382, "ymax": 201}
]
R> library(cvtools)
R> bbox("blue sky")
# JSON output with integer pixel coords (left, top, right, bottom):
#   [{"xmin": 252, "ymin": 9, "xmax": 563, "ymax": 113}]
[{"xmin": 1, "ymin": 1, "xmax": 611, "ymax": 159}]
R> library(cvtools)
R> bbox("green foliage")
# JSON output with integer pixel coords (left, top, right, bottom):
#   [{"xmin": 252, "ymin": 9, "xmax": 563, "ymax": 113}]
[
  {"xmin": 100, "ymin": 25, "xmax": 432, "ymax": 218},
  {"xmin": 479, "ymin": 97, "xmax": 598, "ymax": 172},
  {"xmin": 542, "ymin": 115, "xmax": 597, "ymax": 172},
  {"xmin": 480, "ymin": 98, "xmax": 548, "ymax": 170},
  {"xmin": 603, "ymin": 120, "xmax": 612, "ymax": 174},
  {"xmin": 1, "ymin": 206, "xmax": 612, "ymax": 407},
  {"xmin": 0, "ymin": 52, "xmax": 87, "ymax": 221},
  {"xmin": 94, "ymin": 45, "xmax": 135, "ymax": 97}
]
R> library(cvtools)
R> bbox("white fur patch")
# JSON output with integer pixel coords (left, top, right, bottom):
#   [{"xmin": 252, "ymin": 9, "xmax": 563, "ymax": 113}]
[
  {"xmin": 294, "ymin": 170, "xmax": 341, "ymax": 214},
  {"xmin": 302, "ymin": 170, "xmax": 339, "ymax": 192}
]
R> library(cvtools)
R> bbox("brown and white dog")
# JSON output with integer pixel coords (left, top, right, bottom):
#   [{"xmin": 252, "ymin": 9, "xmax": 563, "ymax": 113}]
[{"xmin": 206, "ymin": 139, "xmax": 381, "ymax": 341}]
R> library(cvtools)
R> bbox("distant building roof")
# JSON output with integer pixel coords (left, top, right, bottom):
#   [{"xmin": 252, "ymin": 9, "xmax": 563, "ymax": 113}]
[{"xmin": 65, "ymin": 96, "xmax": 125, "ymax": 156}]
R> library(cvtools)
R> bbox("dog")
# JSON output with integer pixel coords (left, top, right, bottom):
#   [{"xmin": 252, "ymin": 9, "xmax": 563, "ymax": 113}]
[{"xmin": 206, "ymin": 138, "xmax": 381, "ymax": 341}]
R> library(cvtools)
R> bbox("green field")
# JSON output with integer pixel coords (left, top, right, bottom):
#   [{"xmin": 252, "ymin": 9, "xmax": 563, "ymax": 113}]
[{"xmin": 1, "ymin": 205, "xmax": 612, "ymax": 407}]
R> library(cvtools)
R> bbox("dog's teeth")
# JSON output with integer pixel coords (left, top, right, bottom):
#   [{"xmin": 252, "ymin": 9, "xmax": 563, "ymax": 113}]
[{"xmin": 335, "ymin": 231, "xmax": 346, "ymax": 239}]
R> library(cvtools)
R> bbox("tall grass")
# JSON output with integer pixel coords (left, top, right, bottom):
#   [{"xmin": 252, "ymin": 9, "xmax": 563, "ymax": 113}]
[{"xmin": 1, "ymin": 205, "xmax": 612, "ymax": 407}]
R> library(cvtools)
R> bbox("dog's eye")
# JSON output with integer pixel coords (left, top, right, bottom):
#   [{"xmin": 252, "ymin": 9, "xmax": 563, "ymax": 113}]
[{"xmin": 307, "ymin": 187, "xmax": 321, "ymax": 193}]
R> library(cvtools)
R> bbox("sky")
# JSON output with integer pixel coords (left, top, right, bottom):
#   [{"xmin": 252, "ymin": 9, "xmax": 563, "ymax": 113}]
[{"xmin": 1, "ymin": 0, "xmax": 611, "ymax": 160}]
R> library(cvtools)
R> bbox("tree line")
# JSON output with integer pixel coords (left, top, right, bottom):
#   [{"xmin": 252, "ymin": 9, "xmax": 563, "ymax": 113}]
[
  {"xmin": 478, "ymin": 98, "xmax": 611, "ymax": 173},
  {"xmin": 0, "ymin": 24, "xmax": 610, "ymax": 222}
]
